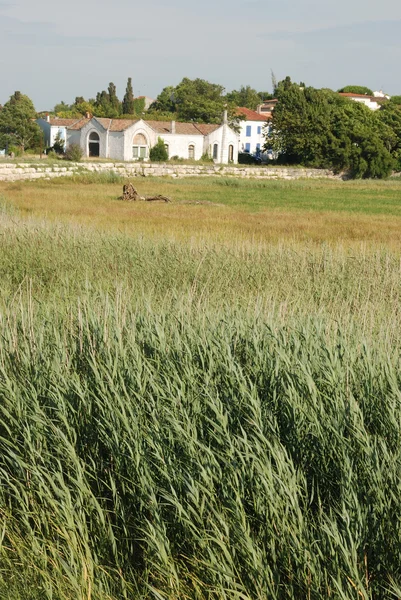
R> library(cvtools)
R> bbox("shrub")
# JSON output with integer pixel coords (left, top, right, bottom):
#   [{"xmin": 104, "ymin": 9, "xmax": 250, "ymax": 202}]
[
  {"xmin": 149, "ymin": 137, "xmax": 168, "ymax": 162},
  {"xmin": 64, "ymin": 143, "xmax": 83, "ymax": 162},
  {"xmin": 7, "ymin": 145, "xmax": 22, "ymax": 157}
]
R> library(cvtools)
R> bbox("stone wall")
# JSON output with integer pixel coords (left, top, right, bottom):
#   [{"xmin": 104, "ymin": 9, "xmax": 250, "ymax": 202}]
[{"xmin": 0, "ymin": 160, "xmax": 341, "ymax": 183}]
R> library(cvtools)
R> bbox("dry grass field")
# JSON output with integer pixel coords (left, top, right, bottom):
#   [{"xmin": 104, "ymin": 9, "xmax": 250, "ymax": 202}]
[{"xmin": 2, "ymin": 174, "xmax": 401, "ymax": 246}]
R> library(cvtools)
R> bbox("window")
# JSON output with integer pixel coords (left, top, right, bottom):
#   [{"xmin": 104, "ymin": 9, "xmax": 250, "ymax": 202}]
[
  {"xmin": 256, "ymin": 143, "xmax": 260, "ymax": 151},
  {"xmin": 188, "ymin": 144, "xmax": 195, "ymax": 159},
  {"xmin": 213, "ymin": 143, "xmax": 218, "ymax": 160},
  {"xmin": 132, "ymin": 133, "xmax": 148, "ymax": 159},
  {"xmin": 246, "ymin": 125, "xmax": 252, "ymax": 137},
  {"xmin": 245, "ymin": 143, "xmax": 251, "ymax": 153},
  {"xmin": 164, "ymin": 144, "xmax": 169, "ymax": 158},
  {"xmin": 228, "ymin": 145, "xmax": 234, "ymax": 162},
  {"xmin": 257, "ymin": 126, "xmax": 261, "ymax": 135}
]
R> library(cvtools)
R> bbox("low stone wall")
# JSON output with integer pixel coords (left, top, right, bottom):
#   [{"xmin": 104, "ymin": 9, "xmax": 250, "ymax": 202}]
[{"xmin": 0, "ymin": 160, "xmax": 340, "ymax": 182}]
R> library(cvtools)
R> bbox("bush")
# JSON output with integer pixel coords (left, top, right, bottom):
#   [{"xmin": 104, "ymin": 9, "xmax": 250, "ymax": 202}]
[
  {"xmin": 7, "ymin": 145, "xmax": 22, "ymax": 157},
  {"xmin": 149, "ymin": 137, "xmax": 168, "ymax": 162},
  {"xmin": 47, "ymin": 150, "xmax": 62, "ymax": 161},
  {"xmin": 64, "ymin": 143, "xmax": 83, "ymax": 162}
]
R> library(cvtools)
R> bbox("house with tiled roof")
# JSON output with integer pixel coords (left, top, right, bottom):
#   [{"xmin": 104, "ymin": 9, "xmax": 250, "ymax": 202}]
[
  {"xmin": 338, "ymin": 92, "xmax": 389, "ymax": 111},
  {"xmin": 236, "ymin": 107, "xmax": 271, "ymax": 156},
  {"xmin": 36, "ymin": 116, "xmax": 87, "ymax": 149},
  {"xmin": 66, "ymin": 113, "xmax": 239, "ymax": 163}
]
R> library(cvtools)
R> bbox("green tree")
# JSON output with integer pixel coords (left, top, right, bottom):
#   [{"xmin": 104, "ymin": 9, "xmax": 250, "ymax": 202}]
[
  {"xmin": 94, "ymin": 86, "xmax": 120, "ymax": 118},
  {"xmin": 377, "ymin": 102, "xmax": 401, "ymax": 170},
  {"xmin": 268, "ymin": 78, "xmax": 394, "ymax": 178},
  {"xmin": 0, "ymin": 91, "xmax": 42, "ymax": 152},
  {"xmin": 52, "ymin": 131, "xmax": 65, "ymax": 154},
  {"xmin": 149, "ymin": 78, "xmax": 239, "ymax": 126},
  {"xmin": 225, "ymin": 85, "xmax": 262, "ymax": 110},
  {"xmin": 149, "ymin": 137, "xmax": 168, "ymax": 161},
  {"xmin": 108, "ymin": 82, "xmax": 121, "ymax": 115},
  {"xmin": 122, "ymin": 77, "xmax": 135, "ymax": 114},
  {"xmin": 338, "ymin": 85, "xmax": 374, "ymax": 95},
  {"xmin": 389, "ymin": 95, "xmax": 401, "ymax": 106},
  {"xmin": 54, "ymin": 100, "xmax": 72, "ymax": 114}
]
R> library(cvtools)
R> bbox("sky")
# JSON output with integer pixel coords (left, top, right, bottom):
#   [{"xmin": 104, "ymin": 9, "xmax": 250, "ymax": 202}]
[{"xmin": 0, "ymin": 0, "xmax": 400, "ymax": 110}]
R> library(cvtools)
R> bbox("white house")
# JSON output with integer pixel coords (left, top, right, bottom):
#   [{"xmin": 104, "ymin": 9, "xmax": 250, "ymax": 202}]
[
  {"xmin": 338, "ymin": 92, "xmax": 389, "ymax": 111},
  {"xmin": 66, "ymin": 113, "xmax": 239, "ymax": 164},
  {"xmin": 36, "ymin": 116, "xmax": 84, "ymax": 149},
  {"xmin": 236, "ymin": 107, "xmax": 271, "ymax": 156}
]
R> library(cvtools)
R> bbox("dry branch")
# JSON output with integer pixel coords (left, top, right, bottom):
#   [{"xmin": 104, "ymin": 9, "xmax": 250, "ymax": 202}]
[{"xmin": 119, "ymin": 183, "xmax": 171, "ymax": 203}]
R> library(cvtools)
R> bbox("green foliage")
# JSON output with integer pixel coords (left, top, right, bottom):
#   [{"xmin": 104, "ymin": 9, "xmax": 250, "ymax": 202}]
[
  {"xmin": 122, "ymin": 77, "xmax": 135, "ymax": 114},
  {"xmin": 53, "ymin": 100, "xmax": 72, "ymax": 113},
  {"xmin": 269, "ymin": 78, "xmax": 394, "ymax": 178},
  {"xmin": 52, "ymin": 131, "xmax": 65, "ymax": 154},
  {"xmin": 150, "ymin": 77, "xmax": 240, "ymax": 126},
  {"xmin": 0, "ymin": 90, "xmax": 42, "ymax": 151},
  {"xmin": 378, "ymin": 103, "xmax": 401, "ymax": 170},
  {"xmin": 390, "ymin": 95, "xmax": 401, "ymax": 106},
  {"xmin": 64, "ymin": 143, "xmax": 83, "ymax": 162},
  {"xmin": 94, "ymin": 83, "xmax": 122, "ymax": 118},
  {"xmin": 149, "ymin": 136, "xmax": 168, "ymax": 161},
  {"xmin": 133, "ymin": 96, "xmax": 146, "ymax": 115},
  {"xmin": 225, "ymin": 85, "xmax": 262, "ymax": 109},
  {"xmin": 338, "ymin": 85, "xmax": 374, "ymax": 95}
]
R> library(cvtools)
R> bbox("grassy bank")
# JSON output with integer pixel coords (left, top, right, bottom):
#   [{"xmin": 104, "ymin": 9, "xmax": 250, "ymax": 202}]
[
  {"xmin": 2, "ymin": 175, "xmax": 401, "ymax": 246},
  {"xmin": 1, "ymin": 180, "xmax": 401, "ymax": 598}
]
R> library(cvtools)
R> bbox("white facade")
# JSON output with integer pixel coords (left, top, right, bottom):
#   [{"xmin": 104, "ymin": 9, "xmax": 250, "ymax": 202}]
[
  {"xmin": 338, "ymin": 93, "xmax": 388, "ymax": 111},
  {"xmin": 237, "ymin": 108, "xmax": 270, "ymax": 156},
  {"xmin": 67, "ymin": 117, "xmax": 239, "ymax": 164},
  {"xmin": 36, "ymin": 117, "xmax": 81, "ymax": 149}
]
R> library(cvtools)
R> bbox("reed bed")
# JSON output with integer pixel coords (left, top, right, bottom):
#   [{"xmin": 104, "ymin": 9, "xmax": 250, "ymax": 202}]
[{"xmin": 1, "ymin": 209, "xmax": 401, "ymax": 599}]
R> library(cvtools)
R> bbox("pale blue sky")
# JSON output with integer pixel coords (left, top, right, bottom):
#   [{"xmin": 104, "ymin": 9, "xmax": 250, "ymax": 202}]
[{"xmin": 0, "ymin": 0, "xmax": 400, "ymax": 110}]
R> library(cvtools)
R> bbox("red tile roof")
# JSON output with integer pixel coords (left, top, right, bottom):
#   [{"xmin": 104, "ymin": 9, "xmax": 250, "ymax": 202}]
[
  {"xmin": 145, "ymin": 120, "xmax": 220, "ymax": 135},
  {"xmin": 67, "ymin": 118, "xmax": 91, "ymax": 130},
  {"xmin": 67, "ymin": 118, "xmax": 222, "ymax": 135},
  {"xmin": 339, "ymin": 93, "xmax": 381, "ymax": 101},
  {"xmin": 48, "ymin": 118, "xmax": 83, "ymax": 126},
  {"xmin": 236, "ymin": 107, "xmax": 271, "ymax": 121},
  {"xmin": 95, "ymin": 118, "xmax": 140, "ymax": 131}
]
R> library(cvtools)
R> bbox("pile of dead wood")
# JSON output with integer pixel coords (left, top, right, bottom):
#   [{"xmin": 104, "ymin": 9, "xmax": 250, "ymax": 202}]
[{"xmin": 119, "ymin": 182, "xmax": 171, "ymax": 203}]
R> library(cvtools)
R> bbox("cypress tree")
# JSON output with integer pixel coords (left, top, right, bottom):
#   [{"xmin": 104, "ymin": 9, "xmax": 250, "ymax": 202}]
[{"xmin": 122, "ymin": 77, "xmax": 135, "ymax": 115}]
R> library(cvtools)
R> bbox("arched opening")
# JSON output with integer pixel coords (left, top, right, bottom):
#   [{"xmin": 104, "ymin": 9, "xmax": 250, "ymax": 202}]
[
  {"xmin": 88, "ymin": 131, "xmax": 100, "ymax": 157},
  {"xmin": 228, "ymin": 144, "xmax": 234, "ymax": 162},
  {"xmin": 213, "ymin": 143, "xmax": 218, "ymax": 160},
  {"xmin": 132, "ymin": 133, "xmax": 148, "ymax": 159},
  {"xmin": 164, "ymin": 143, "xmax": 169, "ymax": 158},
  {"xmin": 188, "ymin": 144, "xmax": 195, "ymax": 159}
]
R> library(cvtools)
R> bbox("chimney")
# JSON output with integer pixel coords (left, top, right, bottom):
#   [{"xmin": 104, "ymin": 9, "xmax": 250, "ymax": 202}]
[
  {"xmin": 46, "ymin": 114, "xmax": 50, "ymax": 123},
  {"xmin": 171, "ymin": 120, "xmax": 176, "ymax": 134},
  {"xmin": 85, "ymin": 112, "xmax": 92, "ymax": 119},
  {"xmin": 223, "ymin": 109, "xmax": 228, "ymax": 125}
]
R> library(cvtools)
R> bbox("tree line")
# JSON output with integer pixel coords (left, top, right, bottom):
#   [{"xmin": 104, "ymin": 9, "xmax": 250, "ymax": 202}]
[
  {"xmin": 267, "ymin": 77, "xmax": 401, "ymax": 178},
  {"xmin": 1, "ymin": 75, "xmax": 401, "ymax": 178}
]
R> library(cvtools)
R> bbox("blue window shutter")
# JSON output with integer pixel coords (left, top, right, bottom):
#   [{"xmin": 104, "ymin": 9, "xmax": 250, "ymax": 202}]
[
  {"xmin": 257, "ymin": 126, "xmax": 261, "ymax": 134},
  {"xmin": 245, "ymin": 143, "xmax": 251, "ymax": 152},
  {"xmin": 246, "ymin": 125, "xmax": 251, "ymax": 137},
  {"xmin": 256, "ymin": 143, "xmax": 260, "ymax": 150}
]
